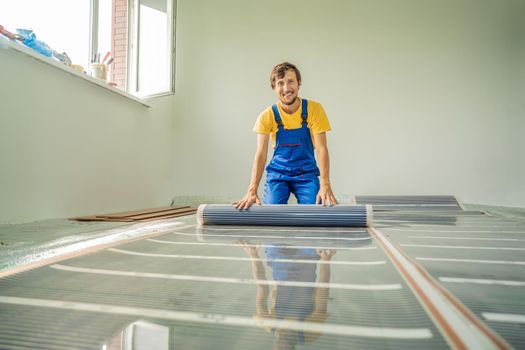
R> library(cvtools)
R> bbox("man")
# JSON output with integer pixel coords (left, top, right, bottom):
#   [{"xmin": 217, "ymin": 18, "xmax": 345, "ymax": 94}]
[{"xmin": 235, "ymin": 62, "xmax": 337, "ymax": 209}]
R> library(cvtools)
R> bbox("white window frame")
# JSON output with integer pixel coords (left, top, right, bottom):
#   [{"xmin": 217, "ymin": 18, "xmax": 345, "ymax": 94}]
[
  {"xmin": 89, "ymin": 0, "xmax": 99, "ymax": 66},
  {"xmin": 89, "ymin": 0, "xmax": 176, "ymax": 98},
  {"xmin": 127, "ymin": 0, "xmax": 176, "ymax": 98}
]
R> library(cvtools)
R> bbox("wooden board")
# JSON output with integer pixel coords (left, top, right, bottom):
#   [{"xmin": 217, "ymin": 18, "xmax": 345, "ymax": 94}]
[{"xmin": 70, "ymin": 206, "xmax": 197, "ymax": 222}]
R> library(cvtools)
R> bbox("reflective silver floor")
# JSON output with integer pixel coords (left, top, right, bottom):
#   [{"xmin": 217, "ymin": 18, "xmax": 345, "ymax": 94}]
[{"xmin": 0, "ymin": 206, "xmax": 524, "ymax": 349}]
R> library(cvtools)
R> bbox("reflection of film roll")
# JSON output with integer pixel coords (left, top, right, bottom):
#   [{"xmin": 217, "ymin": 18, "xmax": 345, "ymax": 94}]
[
  {"xmin": 90, "ymin": 63, "xmax": 107, "ymax": 81},
  {"xmin": 195, "ymin": 225, "xmax": 373, "ymax": 248},
  {"xmin": 197, "ymin": 204, "xmax": 373, "ymax": 227}
]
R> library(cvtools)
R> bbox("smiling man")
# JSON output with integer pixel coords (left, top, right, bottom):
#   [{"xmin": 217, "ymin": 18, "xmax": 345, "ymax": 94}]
[{"xmin": 235, "ymin": 62, "xmax": 337, "ymax": 209}]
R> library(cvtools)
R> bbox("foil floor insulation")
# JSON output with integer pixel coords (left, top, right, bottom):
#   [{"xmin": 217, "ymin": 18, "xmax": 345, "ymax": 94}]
[{"xmin": 0, "ymin": 198, "xmax": 523, "ymax": 349}]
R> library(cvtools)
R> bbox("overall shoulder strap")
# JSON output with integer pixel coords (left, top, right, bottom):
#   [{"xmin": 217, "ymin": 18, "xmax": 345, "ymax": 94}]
[
  {"xmin": 271, "ymin": 104, "xmax": 283, "ymax": 128},
  {"xmin": 301, "ymin": 99, "xmax": 308, "ymax": 124}
]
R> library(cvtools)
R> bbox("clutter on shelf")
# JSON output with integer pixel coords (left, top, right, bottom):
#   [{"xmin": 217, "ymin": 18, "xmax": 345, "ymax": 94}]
[
  {"xmin": 0, "ymin": 24, "xmax": 74, "ymax": 67},
  {"xmin": 1, "ymin": 24, "xmax": 119, "ymax": 85}
]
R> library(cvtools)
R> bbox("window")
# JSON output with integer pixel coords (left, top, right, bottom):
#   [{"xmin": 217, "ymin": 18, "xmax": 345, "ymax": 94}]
[
  {"xmin": 1, "ymin": 0, "xmax": 175, "ymax": 98},
  {"xmin": 128, "ymin": 0, "xmax": 175, "ymax": 97}
]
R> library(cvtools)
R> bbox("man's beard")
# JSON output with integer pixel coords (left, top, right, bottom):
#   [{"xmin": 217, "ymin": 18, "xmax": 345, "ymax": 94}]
[{"xmin": 282, "ymin": 95, "xmax": 297, "ymax": 106}]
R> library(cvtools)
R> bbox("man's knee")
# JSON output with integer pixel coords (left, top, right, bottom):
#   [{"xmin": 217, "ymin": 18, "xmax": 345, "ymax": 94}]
[
  {"xmin": 294, "ymin": 178, "xmax": 320, "ymax": 204},
  {"xmin": 295, "ymin": 192, "xmax": 317, "ymax": 204},
  {"xmin": 264, "ymin": 180, "xmax": 291, "ymax": 204}
]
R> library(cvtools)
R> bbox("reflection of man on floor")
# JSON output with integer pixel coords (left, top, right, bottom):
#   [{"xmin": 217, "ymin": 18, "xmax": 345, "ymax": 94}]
[{"xmin": 239, "ymin": 242, "xmax": 336, "ymax": 349}]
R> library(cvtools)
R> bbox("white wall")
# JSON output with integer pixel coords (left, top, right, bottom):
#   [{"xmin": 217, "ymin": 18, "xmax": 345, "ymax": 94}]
[
  {"xmin": 172, "ymin": 0, "xmax": 525, "ymax": 207},
  {"xmin": 0, "ymin": 46, "xmax": 176, "ymax": 223},
  {"xmin": 511, "ymin": 0, "xmax": 525, "ymax": 206}
]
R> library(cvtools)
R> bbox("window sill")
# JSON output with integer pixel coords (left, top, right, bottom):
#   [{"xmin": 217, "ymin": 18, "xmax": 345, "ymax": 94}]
[{"xmin": 1, "ymin": 38, "xmax": 151, "ymax": 108}]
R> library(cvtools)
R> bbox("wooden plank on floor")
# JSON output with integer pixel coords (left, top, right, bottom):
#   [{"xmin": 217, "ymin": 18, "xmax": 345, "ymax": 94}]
[
  {"xmin": 70, "ymin": 206, "xmax": 194, "ymax": 222},
  {"xmin": 70, "ymin": 216, "xmax": 135, "ymax": 222},
  {"xmin": 98, "ymin": 206, "xmax": 190, "ymax": 219},
  {"xmin": 139, "ymin": 209, "xmax": 198, "ymax": 222},
  {"xmin": 127, "ymin": 207, "xmax": 197, "ymax": 221}
]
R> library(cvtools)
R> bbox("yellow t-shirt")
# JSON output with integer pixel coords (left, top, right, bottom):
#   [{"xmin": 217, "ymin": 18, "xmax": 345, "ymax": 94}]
[{"xmin": 253, "ymin": 98, "xmax": 331, "ymax": 148}]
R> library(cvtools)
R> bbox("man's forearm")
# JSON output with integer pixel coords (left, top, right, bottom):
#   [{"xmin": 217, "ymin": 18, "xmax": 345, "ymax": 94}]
[
  {"xmin": 314, "ymin": 263, "xmax": 331, "ymax": 313},
  {"xmin": 247, "ymin": 151, "xmax": 267, "ymax": 193},
  {"xmin": 317, "ymin": 146, "xmax": 331, "ymax": 186},
  {"xmin": 251, "ymin": 259, "xmax": 267, "ymax": 280},
  {"xmin": 251, "ymin": 258, "xmax": 269, "ymax": 316}
]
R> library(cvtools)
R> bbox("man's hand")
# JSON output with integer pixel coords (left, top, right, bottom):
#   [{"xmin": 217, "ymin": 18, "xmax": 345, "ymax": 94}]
[
  {"xmin": 316, "ymin": 183, "xmax": 338, "ymax": 206},
  {"xmin": 316, "ymin": 249, "xmax": 337, "ymax": 260},
  {"xmin": 234, "ymin": 190, "xmax": 261, "ymax": 210},
  {"xmin": 236, "ymin": 240, "xmax": 260, "ymax": 258}
]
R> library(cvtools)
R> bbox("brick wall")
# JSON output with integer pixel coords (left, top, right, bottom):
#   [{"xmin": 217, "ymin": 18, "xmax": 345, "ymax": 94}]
[{"xmin": 111, "ymin": 0, "xmax": 128, "ymax": 89}]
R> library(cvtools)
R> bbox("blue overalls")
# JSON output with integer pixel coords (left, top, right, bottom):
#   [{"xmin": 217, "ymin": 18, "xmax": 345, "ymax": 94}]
[
  {"xmin": 265, "ymin": 246, "xmax": 319, "ymax": 344},
  {"xmin": 263, "ymin": 99, "xmax": 320, "ymax": 205}
]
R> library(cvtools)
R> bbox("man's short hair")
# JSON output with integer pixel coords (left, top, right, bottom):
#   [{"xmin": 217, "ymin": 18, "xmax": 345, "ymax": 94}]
[{"xmin": 270, "ymin": 62, "xmax": 302, "ymax": 89}]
